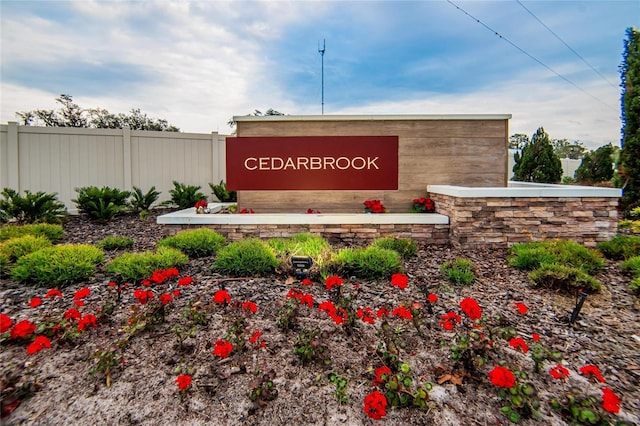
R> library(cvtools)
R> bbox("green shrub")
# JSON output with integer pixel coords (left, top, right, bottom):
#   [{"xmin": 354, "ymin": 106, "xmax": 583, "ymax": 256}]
[
  {"xmin": 107, "ymin": 246, "xmax": 188, "ymax": 283},
  {"xmin": 73, "ymin": 186, "xmax": 131, "ymax": 222},
  {"xmin": 12, "ymin": 244, "xmax": 104, "ymax": 287},
  {"xmin": 212, "ymin": 238, "xmax": 278, "ymax": 276},
  {"xmin": 371, "ymin": 237, "xmax": 417, "ymax": 259},
  {"xmin": 129, "ymin": 186, "xmax": 160, "ymax": 213},
  {"xmin": 0, "ymin": 223, "xmax": 65, "ymax": 243},
  {"xmin": 164, "ymin": 181, "xmax": 206, "ymax": 209},
  {"xmin": 597, "ymin": 235, "xmax": 640, "ymax": 260},
  {"xmin": 440, "ymin": 258, "xmax": 475, "ymax": 285},
  {"xmin": 528, "ymin": 263, "xmax": 602, "ymax": 292},
  {"xmin": 621, "ymin": 256, "xmax": 640, "ymax": 277},
  {"xmin": 0, "ymin": 252, "xmax": 9, "ymax": 276},
  {"xmin": 96, "ymin": 235, "xmax": 134, "ymax": 251},
  {"xmin": 508, "ymin": 240, "xmax": 604, "ymax": 274},
  {"xmin": 630, "ymin": 277, "xmax": 640, "ymax": 294},
  {"xmin": 327, "ymin": 246, "xmax": 402, "ymax": 280},
  {"xmin": 0, "ymin": 188, "xmax": 67, "ymax": 224},
  {"xmin": 0, "ymin": 235, "xmax": 52, "ymax": 264},
  {"xmin": 158, "ymin": 228, "xmax": 225, "ymax": 258},
  {"xmin": 268, "ymin": 233, "xmax": 333, "ymax": 274},
  {"xmin": 209, "ymin": 180, "xmax": 237, "ymax": 202}
]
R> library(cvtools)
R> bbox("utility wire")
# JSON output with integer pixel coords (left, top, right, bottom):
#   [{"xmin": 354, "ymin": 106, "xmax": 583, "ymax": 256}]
[
  {"xmin": 446, "ymin": 0, "xmax": 617, "ymax": 112},
  {"xmin": 516, "ymin": 0, "xmax": 618, "ymax": 89}
]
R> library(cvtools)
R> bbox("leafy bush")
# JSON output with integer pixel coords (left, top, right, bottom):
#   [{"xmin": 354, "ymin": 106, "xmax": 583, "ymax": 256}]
[
  {"xmin": 621, "ymin": 256, "xmax": 640, "ymax": 277},
  {"xmin": 574, "ymin": 143, "xmax": 615, "ymax": 183},
  {"xmin": 0, "ymin": 188, "xmax": 67, "ymax": 224},
  {"xmin": 164, "ymin": 181, "xmax": 206, "ymax": 209},
  {"xmin": 630, "ymin": 277, "xmax": 640, "ymax": 294},
  {"xmin": 327, "ymin": 246, "xmax": 402, "ymax": 280},
  {"xmin": 96, "ymin": 235, "xmax": 134, "ymax": 251},
  {"xmin": 212, "ymin": 238, "xmax": 278, "ymax": 276},
  {"xmin": 107, "ymin": 246, "xmax": 188, "ymax": 283},
  {"xmin": 508, "ymin": 240, "xmax": 604, "ymax": 275},
  {"xmin": 158, "ymin": 228, "xmax": 225, "ymax": 258},
  {"xmin": 129, "ymin": 186, "xmax": 160, "ymax": 213},
  {"xmin": 0, "ymin": 235, "xmax": 52, "ymax": 264},
  {"xmin": 268, "ymin": 233, "xmax": 333, "ymax": 274},
  {"xmin": 73, "ymin": 186, "xmax": 131, "ymax": 222},
  {"xmin": 597, "ymin": 235, "xmax": 640, "ymax": 260},
  {"xmin": 0, "ymin": 223, "xmax": 65, "ymax": 243},
  {"xmin": 12, "ymin": 244, "xmax": 104, "ymax": 287},
  {"xmin": 512, "ymin": 127, "xmax": 562, "ymax": 183},
  {"xmin": 371, "ymin": 237, "xmax": 417, "ymax": 259},
  {"xmin": 528, "ymin": 263, "xmax": 602, "ymax": 292},
  {"xmin": 209, "ymin": 180, "xmax": 237, "ymax": 202},
  {"xmin": 440, "ymin": 258, "xmax": 475, "ymax": 285}
]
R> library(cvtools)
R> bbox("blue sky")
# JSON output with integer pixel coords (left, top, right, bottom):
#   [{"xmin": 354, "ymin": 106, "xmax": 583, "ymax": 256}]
[{"xmin": 1, "ymin": 0, "xmax": 638, "ymax": 148}]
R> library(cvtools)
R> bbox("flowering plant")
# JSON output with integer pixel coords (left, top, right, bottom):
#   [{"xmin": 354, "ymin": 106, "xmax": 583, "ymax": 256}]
[
  {"xmin": 194, "ymin": 199, "xmax": 208, "ymax": 209},
  {"xmin": 363, "ymin": 199, "xmax": 386, "ymax": 213},
  {"xmin": 411, "ymin": 197, "xmax": 435, "ymax": 213}
]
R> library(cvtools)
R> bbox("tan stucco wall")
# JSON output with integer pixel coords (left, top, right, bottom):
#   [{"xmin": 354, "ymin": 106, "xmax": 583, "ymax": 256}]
[{"xmin": 234, "ymin": 115, "xmax": 510, "ymax": 213}]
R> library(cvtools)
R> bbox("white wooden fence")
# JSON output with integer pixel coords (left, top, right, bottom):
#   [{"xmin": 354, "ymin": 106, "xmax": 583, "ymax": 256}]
[{"xmin": 0, "ymin": 122, "xmax": 227, "ymax": 212}]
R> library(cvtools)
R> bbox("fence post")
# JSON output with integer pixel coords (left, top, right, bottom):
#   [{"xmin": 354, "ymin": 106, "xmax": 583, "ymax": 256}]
[
  {"xmin": 212, "ymin": 132, "xmax": 225, "ymax": 183},
  {"xmin": 123, "ymin": 126, "xmax": 132, "ymax": 190},
  {"xmin": 7, "ymin": 121, "xmax": 19, "ymax": 190}
]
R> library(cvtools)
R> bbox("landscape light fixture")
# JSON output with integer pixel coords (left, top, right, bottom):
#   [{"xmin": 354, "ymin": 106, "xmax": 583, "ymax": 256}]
[
  {"xmin": 569, "ymin": 289, "xmax": 587, "ymax": 324},
  {"xmin": 292, "ymin": 256, "xmax": 313, "ymax": 279}
]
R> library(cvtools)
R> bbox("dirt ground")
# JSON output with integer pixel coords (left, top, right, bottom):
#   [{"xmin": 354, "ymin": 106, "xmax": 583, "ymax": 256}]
[{"xmin": 1, "ymin": 211, "xmax": 639, "ymax": 425}]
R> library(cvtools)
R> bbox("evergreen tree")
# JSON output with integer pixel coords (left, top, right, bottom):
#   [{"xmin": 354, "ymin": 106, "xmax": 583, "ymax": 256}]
[
  {"xmin": 575, "ymin": 143, "xmax": 615, "ymax": 183},
  {"xmin": 620, "ymin": 27, "xmax": 640, "ymax": 215},
  {"xmin": 512, "ymin": 127, "xmax": 562, "ymax": 183}
]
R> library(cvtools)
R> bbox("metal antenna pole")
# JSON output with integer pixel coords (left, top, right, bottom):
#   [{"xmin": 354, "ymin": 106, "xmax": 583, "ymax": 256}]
[{"xmin": 318, "ymin": 39, "xmax": 325, "ymax": 115}]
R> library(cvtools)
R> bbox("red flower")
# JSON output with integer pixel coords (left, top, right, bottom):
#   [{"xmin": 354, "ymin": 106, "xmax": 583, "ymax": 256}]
[
  {"xmin": 427, "ymin": 293, "xmax": 438, "ymax": 303},
  {"xmin": 372, "ymin": 366, "xmax": 391, "ymax": 386},
  {"xmin": 26, "ymin": 335, "xmax": 51, "ymax": 355},
  {"xmin": 356, "ymin": 307, "xmax": 375, "ymax": 325},
  {"xmin": 513, "ymin": 302, "xmax": 528, "ymax": 315},
  {"xmin": 325, "ymin": 276, "xmax": 344, "ymax": 291},
  {"xmin": 363, "ymin": 199, "xmax": 386, "ymax": 214},
  {"xmin": 195, "ymin": 199, "xmax": 208, "ymax": 209},
  {"xmin": 460, "ymin": 297, "xmax": 482, "ymax": 320},
  {"xmin": 213, "ymin": 339, "xmax": 233, "ymax": 358},
  {"xmin": 141, "ymin": 279, "xmax": 151, "ymax": 287},
  {"xmin": 166, "ymin": 267, "xmax": 179, "ymax": 278},
  {"xmin": 439, "ymin": 311, "xmax": 462, "ymax": 330},
  {"xmin": 390, "ymin": 273, "xmax": 409, "ymax": 289},
  {"xmin": 549, "ymin": 364, "xmax": 570, "ymax": 380},
  {"xmin": 173, "ymin": 290, "xmax": 181, "ymax": 298},
  {"xmin": 509, "ymin": 337, "xmax": 529, "ymax": 353},
  {"xmin": 376, "ymin": 307, "xmax": 390, "ymax": 318},
  {"xmin": 250, "ymin": 330, "xmax": 262, "ymax": 344},
  {"xmin": 213, "ymin": 289, "xmax": 231, "ymax": 304},
  {"xmin": 0, "ymin": 313, "xmax": 12, "ymax": 333},
  {"xmin": 363, "ymin": 390, "xmax": 387, "ymax": 420},
  {"xmin": 74, "ymin": 287, "xmax": 90, "ymax": 300},
  {"xmin": 178, "ymin": 276, "xmax": 193, "ymax": 286},
  {"xmin": 29, "ymin": 297, "xmax": 42, "ymax": 308},
  {"xmin": 300, "ymin": 278, "xmax": 313, "ymax": 286},
  {"xmin": 45, "ymin": 288, "xmax": 63, "ymax": 298},
  {"xmin": 64, "ymin": 308, "xmax": 82, "ymax": 321},
  {"xmin": 150, "ymin": 269, "xmax": 168, "ymax": 284},
  {"xmin": 318, "ymin": 301, "xmax": 336, "ymax": 315},
  {"xmin": 11, "ymin": 319, "xmax": 36, "ymax": 339},
  {"xmin": 601, "ymin": 387, "xmax": 620, "ymax": 414},
  {"xmin": 392, "ymin": 306, "xmax": 412, "ymax": 319},
  {"xmin": 239, "ymin": 208, "xmax": 255, "ymax": 214},
  {"xmin": 133, "ymin": 289, "xmax": 154, "ymax": 305},
  {"xmin": 242, "ymin": 301, "xmax": 258, "ymax": 313},
  {"xmin": 579, "ymin": 365, "xmax": 606, "ymax": 383},
  {"xmin": 77, "ymin": 314, "xmax": 98, "ymax": 332},
  {"xmin": 159, "ymin": 293, "xmax": 173, "ymax": 305},
  {"xmin": 532, "ymin": 333, "xmax": 541, "ymax": 342},
  {"xmin": 488, "ymin": 366, "xmax": 516, "ymax": 389},
  {"xmin": 176, "ymin": 375, "xmax": 192, "ymax": 391}
]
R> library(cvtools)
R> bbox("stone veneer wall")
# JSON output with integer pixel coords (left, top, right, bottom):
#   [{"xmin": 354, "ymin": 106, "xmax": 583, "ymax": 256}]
[
  {"xmin": 429, "ymin": 194, "xmax": 619, "ymax": 247},
  {"xmin": 163, "ymin": 223, "xmax": 450, "ymax": 245}
]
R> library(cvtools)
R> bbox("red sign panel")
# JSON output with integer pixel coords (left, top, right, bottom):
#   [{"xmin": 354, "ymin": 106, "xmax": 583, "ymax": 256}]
[{"xmin": 226, "ymin": 136, "xmax": 398, "ymax": 191}]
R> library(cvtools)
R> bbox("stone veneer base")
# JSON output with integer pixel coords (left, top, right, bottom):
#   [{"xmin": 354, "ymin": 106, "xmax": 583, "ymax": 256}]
[{"xmin": 157, "ymin": 183, "xmax": 622, "ymax": 248}]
